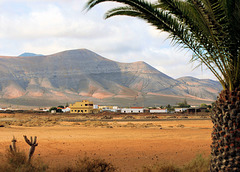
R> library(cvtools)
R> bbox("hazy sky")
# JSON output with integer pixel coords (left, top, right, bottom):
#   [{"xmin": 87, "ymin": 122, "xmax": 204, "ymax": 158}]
[{"xmin": 0, "ymin": 0, "xmax": 216, "ymax": 80}]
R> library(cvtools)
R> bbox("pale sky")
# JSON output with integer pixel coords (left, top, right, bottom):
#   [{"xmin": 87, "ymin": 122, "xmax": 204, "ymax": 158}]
[{"xmin": 0, "ymin": 0, "xmax": 216, "ymax": 80}]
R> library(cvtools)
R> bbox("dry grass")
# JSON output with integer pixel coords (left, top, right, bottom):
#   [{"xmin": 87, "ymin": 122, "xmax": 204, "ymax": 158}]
[
  {"xmin": 0, "ymin": 149, "xmax": 48, "ymax": 172},
  {"xmin": 0, "ymin": 115, "xmax": 61, "ymax": 127},
  {"xmin": 141, "ymin": 154, "xmax": 210, "ymax": 172},
  {"xmin": 0, "ymin": 112, "xmax": 210, "ymax": 129},
  {"xmin": 0, "ymin": 146, "xmax": 115, "ymax": 172},
  {"xmin": 59, "ymin": 157, "xmax": 116, "ymax": 172},
  {"xmin": 0, "ymin": 149, "xmax": 210, "ymax": 172}
]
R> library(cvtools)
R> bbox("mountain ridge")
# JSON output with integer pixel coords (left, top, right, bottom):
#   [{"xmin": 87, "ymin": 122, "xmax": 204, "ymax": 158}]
[{"xmin": 0, "ymin": 49, "xmax": 222, "ymax": 108}]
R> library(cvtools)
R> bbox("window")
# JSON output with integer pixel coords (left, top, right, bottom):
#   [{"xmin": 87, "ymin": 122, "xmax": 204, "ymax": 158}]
[
  {"xmin": 81, "ymin": 110, "xmax": 83, "ymax": 113},
  {"xmin": 78, "ymin": 110, "xmax": 80, "ymax": 112},
  {"xmin": 85, "ymin": 110, "xmax": 87, "ymax": 112},
  {"xmin": 85, "ymin": 104, "xmax": 88, "ymax": 106}
]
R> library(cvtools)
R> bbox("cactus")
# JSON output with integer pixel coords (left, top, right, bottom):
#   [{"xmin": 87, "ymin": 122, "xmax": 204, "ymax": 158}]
[
  {"xmin": 23, "ymin": 135, "xmax": 38, "ymax": 162},
  {"xmin": 9, "ymin": 136, "xmax": 17, "ymax": 153}
]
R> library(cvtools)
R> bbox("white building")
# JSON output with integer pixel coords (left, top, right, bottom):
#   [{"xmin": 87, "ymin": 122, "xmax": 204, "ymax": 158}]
[
  {"xmin": 174, "ymin": 108, "xmax": 188, "ymax": 113},
  {"xmin": 150, "ymin": 109, "xmax": 168, "ymax": 113},
  {"xmin": 98, "ymin": 105, "xmax": 120, "ymax": 112},
  {"xmin": 62, "ymin": 107, "xmax": 71, "ymax": 113},
  {"xmin": 93, "ymin": 105, "xmax": 99, "ymax": 109},
  {"xmin": 0, "ymin": 108, "xmax": 6, "ymax": 111},
  {"xmin": 121, "ymin": 107, "xmax": 144, "ymax": 113},
  {"xmin": 112, "ymin": 106, "xmax": 119, "ymax": 110}
]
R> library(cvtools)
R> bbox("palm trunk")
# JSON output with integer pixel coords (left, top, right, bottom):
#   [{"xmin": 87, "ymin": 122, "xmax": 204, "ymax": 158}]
[{"xmin": 210, "ymin": 89, "xmax": 240, "ymax": 171}]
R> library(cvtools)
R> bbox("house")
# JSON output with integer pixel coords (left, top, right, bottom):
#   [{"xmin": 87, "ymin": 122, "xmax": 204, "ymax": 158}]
[
  {"xmin": 187, "ymin": 107, "xmax": 207, "ymax": 114},
  {"xmin": 69, "ymin": 100, "xmax": 94, "ymax": 114},
  {"xmin": 0, "ymin": 108, "xmax": 6, "ymax": 111},
  {"xmin": 174, "ymin": 108, "xmax": 189, "ymax": 113},
  {"xmin": 93, "ymin": 105, "xmax": 99, "ymax": 109},
  {"xmin": 62, "ymin": 107, "xmax": 71, "ymax": 113},
  {"xmin": 121, "ymin": 107, "xmax": 144, "ymax": 113},
  {"xmin": 99, "ymin": 105, "xmax": 119, "ymax": 112},
  {"xmin": 150, "ymin": 109, "xmax": 168, "ymax": 113}
]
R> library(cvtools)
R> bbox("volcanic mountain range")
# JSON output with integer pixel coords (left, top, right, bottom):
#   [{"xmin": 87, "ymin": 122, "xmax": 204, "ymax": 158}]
[{"xmin": 0, "ymin": 49, "xmax": 222, "ymax": 108}]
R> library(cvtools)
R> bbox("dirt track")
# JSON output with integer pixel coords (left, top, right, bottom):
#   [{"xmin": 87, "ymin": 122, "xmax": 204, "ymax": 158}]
[{"xmin": 0, "ymin": 118, "xmax": 212, "ymax": 171}]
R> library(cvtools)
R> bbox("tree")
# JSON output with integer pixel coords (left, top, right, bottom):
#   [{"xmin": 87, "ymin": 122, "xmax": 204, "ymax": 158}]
[
  {"xmin": 49, "ymin": 107, "xmax": 62, "ymax": 113},
  {"xmin": 65, "ymin": 102, "xmax": 69, "ymax": 107},
  {"xmin": 49, "ymin": 107, "xmax": 57, "ymax": 112},
  {"xmin": 178, "ymin": 99, "xmax": 190, "ymax": 108},
  {"xmin": 166, "ymin": 104, "xmax": 174, "ymax": 112},
  {"xmin": 85, "ymin": 0, "xmax": 240, "ymax": 171},
  {"xmin": 200, "ymin": 103, "xmax": 208, "ymax": 108}
]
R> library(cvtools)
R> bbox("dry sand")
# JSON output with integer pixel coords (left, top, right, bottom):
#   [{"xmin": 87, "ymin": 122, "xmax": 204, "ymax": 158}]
[{"xmin": 0, "ymin": 119, "xmax": 212, "ymax": 171}]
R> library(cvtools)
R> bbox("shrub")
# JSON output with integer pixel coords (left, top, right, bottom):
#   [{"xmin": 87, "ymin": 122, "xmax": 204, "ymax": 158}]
[
  {"xmin": 141, "ymin": 154, "xmax": 210, "ymax": 172},
  {"xmin": 61, "ymin": 156, "xmax": 116, "ymax": 172},
  {"xmin": 5, "ymin": 149, "xmax": 27, "ymax": 169},
  {"xmin": 182, "ymin": 154, "xmax": 210, "ymax": 172},
  {"xmin": 142, "ymin": 164, "xmax": 180, "ymax": 172},
  {"xmin": 0, "ymin": 148, "xmax": 48, "ymax": 172}
]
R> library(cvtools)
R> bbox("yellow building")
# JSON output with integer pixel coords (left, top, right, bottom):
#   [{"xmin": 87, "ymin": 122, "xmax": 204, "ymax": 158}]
[{"xmin": 70, "ymin": 100, "xmax": 94, "ymax": 114}]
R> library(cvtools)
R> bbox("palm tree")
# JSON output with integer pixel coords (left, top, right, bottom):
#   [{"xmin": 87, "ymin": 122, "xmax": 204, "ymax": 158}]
[{"xmin": 85, "ymin": 0, "xmax": 240, "ymax": 171}]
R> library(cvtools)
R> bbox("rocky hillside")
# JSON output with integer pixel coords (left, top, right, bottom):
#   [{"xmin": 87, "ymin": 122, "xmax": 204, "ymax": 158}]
[{"xmin": 0, "ymin": 49, "xmax": 222, "ymax": 108}]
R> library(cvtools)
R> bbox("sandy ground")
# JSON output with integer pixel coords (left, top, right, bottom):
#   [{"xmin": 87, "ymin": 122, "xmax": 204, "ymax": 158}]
[{"xmin": 0, "ymin": 119, "xmax": 212, "ymax": 171}]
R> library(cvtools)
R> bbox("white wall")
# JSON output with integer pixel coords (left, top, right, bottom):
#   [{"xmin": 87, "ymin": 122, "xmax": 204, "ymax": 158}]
[
  {"xmin": 174, "ymin": 108, "xmax": 188, "ymax": 112},
  {"xmin": 150, "ymin": 109, "xmax": 168, "ymax": 113},
  {"xmin": 121, "ymin": 108, "xmax": 143, "ymax": 113}
]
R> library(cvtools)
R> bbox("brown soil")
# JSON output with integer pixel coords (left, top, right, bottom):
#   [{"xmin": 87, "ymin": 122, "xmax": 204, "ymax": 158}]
[{"xmin": 0, "ymin": 113, "xmax": 212, "ymax": 171}]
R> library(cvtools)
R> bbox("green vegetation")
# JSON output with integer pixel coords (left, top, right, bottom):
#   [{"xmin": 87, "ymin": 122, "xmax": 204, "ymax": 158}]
[
  {"xmin": 177, "ymin": 99, "xmax": 190, "ymax": 108},
  {"xmin": 49, "ymin": 107, "xmax": 62, "ymax": 113},
  {"xmin": 200, "ymin": 103, "xmax": 207, "ymax": 108},
  {"xmin": 166, "ymin": 104, "xmax": 174, "ymax": 112}
]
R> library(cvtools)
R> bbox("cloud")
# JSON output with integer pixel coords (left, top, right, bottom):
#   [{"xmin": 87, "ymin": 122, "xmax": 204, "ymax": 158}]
[{"xmin": 0, "ymin": 0, "xmax": 217, "ymax": 80}]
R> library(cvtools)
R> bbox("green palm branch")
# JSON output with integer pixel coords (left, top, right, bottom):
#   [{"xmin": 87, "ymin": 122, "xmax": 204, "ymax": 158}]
[{"xmin": 85, "ymin": 0, "xmax": 240, "ymax": 91}]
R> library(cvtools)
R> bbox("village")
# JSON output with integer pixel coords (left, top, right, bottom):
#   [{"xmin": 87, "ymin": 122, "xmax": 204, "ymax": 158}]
[{"xmin": 47, "ymin": 99, "xmax": 211, "ymax": 115}]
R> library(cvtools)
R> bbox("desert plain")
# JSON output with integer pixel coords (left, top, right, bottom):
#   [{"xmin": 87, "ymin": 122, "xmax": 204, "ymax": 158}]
[{"xmin": 0, "ymin": 113, "xmax": 212, "ymax": 171}]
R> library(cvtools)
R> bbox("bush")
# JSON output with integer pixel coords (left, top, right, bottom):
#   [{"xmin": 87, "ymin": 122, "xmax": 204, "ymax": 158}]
[
  {"xmin": 141, "ymin": 154, "xmax": 210, "ymax": 172},
  {"xmin": 142, "ymin": 164, "xmax": 180, "ymax": 172},
  {"xmin": 0, "ymin": 149, "xmax": 48, "ymax": 172},
  {"xmin": 182, "ymin": 154, "xmax": 210, "ymax": 172},
  {"xmin": 61, "ymin": 156, "xmax": 116, "ymax": 172},
  {"xmin": 5, "ymin": 149, "xmax": 27, "ymax": 169}
]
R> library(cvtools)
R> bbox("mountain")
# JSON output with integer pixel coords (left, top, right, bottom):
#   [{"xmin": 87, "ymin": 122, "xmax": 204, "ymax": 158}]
[
  {"xmin": 0, "ymin": 49, "xmax": 222, "ymax": 108},
  {"xmin": 18, "ymin": 53, "xmax": 43, "ymax": 57}
]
